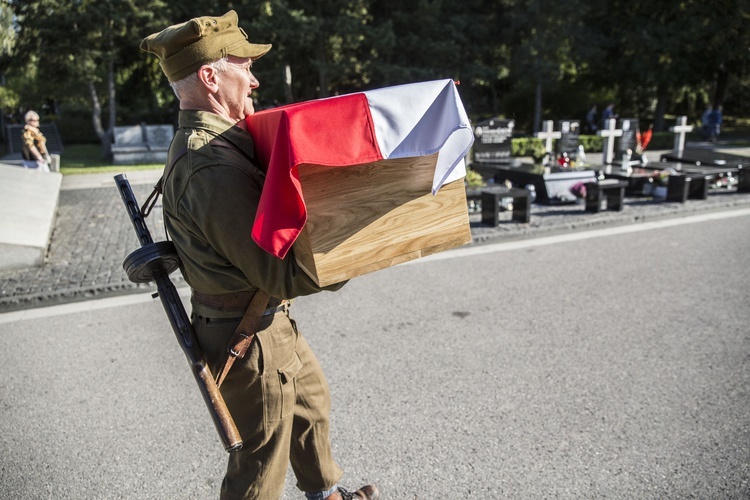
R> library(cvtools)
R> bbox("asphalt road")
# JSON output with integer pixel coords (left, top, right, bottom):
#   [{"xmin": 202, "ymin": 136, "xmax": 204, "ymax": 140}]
[{"xmin": 1, "ymin": 210, "xmax": 749, "ymax": 499}]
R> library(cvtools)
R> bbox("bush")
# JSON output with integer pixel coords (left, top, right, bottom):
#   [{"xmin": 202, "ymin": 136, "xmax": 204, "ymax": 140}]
[
  {"xmin": 511, "ymin": 137, "xmax": 546, "ymax": 162},
  {"xmin": 56, "ymin": 110, "xmax": 99, "ymax": 145}
]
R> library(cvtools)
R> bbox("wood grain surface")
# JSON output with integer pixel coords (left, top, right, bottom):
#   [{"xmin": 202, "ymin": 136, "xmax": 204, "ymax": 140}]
[{"xmin": 293, "ymin": 154, "xmax": 471, "ymax": 286}]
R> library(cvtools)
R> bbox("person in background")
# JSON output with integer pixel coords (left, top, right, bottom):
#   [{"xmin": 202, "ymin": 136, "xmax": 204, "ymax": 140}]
[
  {"xmin": 709, "ymin": 105, "xmax": 723, "ymax": 143},
  {"xmin": 601, "ymin": 103, "xmax": 617, "ymax": 129},
  {"xmin": 585, "ymin": 104, "xmax": 598, "ymax": 133},
  {"xmin": 140, "ymin": 11, "xmax": 379, "ymax": 500},
  {"xmin": 21, "ymin": 110, "xmax": 51, "ymax": 172},
  {"xmin": 701, "ymin": 105, "xmax": 714, "ymax": 141}
]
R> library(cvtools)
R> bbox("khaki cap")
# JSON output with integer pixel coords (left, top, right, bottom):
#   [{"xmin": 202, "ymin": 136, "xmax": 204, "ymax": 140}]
[{"xmin": 140, "ymin": 10, "xmax": 271, "ymax": 82}]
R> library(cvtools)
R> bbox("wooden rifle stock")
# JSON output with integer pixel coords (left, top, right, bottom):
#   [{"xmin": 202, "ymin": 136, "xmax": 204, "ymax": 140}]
[{"xmin": 114, "ymin": 173, "xmax": 243, "ymax": 452}]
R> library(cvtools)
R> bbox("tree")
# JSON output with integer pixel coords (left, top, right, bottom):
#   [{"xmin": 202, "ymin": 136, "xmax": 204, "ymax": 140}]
[{"xmin": 9, "ymin": 0, "xmax": 167, "ymax": 156}]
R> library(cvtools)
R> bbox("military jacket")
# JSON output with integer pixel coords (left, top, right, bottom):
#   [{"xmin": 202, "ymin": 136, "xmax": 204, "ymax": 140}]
[{"xmin": 162, "ymin": 110, "xmax": 344, "ymax": 299}]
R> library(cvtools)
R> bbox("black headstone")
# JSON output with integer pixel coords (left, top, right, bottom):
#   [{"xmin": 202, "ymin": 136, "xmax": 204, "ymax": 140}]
[
  {"xmin": 556, "ymin": 120, "xmax": 581, "ymax": 161},
  {"xmin": 617, "ymin": 118, "xmax": 639, "ymax": 159},
  {"xmin": 472, "ymin": 118, "xmax": 515, "ymax": 163}
]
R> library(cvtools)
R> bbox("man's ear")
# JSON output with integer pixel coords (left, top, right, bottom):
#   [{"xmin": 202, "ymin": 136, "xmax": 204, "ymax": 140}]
[{"xmin": 197, "ymin": 65, "xmax": 220, "ymax": 93}]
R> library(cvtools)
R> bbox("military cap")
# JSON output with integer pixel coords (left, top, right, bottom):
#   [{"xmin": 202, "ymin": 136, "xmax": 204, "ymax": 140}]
[{"xmin": 140, "ymin": 10, "xmax": 271, "ymax": 82}]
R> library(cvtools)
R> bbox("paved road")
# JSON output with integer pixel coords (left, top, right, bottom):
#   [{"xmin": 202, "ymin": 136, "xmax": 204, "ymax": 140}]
[{"xmin": 1, "ymin": 210, "xmax": 748, "ymax": 499}]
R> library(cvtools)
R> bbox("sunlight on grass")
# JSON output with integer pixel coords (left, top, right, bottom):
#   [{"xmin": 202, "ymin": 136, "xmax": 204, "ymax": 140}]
[{"xmin": 60, "ymin": 144, "xmax": 164, "ymax": 175}]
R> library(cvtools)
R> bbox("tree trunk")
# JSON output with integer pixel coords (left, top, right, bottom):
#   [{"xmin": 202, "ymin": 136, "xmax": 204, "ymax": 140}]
[
  {"xmin": 533, "ymin": 79, "xmax": 542, "ymax": 133},
  {"xmin": 316, "ymin": 39, "xmax": 329, "ymax": 98},
  {"xmin": 653, "ymin": 82, "xmax": 669, "ymax": 132},
  {"xmin": 108, "ymin": 58, "xmax": 116, "ymax": 134},
  {"xmin": 714, "ymin": 67, "xmax": 728, "ymax": 105},
  {"xmin": 87, "ymin": 80, "xmax": 110, "ymax": 159}
]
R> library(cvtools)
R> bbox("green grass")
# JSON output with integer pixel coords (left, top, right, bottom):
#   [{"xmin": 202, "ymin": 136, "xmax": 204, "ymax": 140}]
[{"xmin": 59, "ymin": 144, "xmax": 164, "ymax": 175}]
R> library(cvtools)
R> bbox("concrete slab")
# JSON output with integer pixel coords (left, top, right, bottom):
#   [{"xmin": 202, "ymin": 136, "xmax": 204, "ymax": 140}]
[{"xmin": 0, "ymin": 164, "xmax": 62, "ymax": 271}]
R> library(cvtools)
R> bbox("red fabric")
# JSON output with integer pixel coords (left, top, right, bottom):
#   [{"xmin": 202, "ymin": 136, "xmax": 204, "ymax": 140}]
[{"xmin": 246, "ymin": 93, "xmax": 382, "ymax": 258}]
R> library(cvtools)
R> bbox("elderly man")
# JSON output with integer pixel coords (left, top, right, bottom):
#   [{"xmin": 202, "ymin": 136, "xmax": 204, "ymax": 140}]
[
  {"xmin": 140, "ymin": 11, "xmax": 378, "ymax": 500},
  {"xmin": 21, "ymin": 110, "xmax": 51, "ymax": 171}
]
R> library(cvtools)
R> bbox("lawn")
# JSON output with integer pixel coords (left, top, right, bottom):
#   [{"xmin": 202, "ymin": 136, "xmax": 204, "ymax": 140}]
[{"xmin": 59, "ymin": 144, "xmax": 164, "ymax": 175}]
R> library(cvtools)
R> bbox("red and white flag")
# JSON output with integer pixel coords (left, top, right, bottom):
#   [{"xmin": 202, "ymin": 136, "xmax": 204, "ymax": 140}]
[{"xmin": 246, "ymin": 79, "xmax": 474, "ymax": 259}]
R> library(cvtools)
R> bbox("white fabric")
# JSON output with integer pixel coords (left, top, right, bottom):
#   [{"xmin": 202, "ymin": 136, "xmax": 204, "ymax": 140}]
[{"xmin": 364, "ymin": 79, "xmax": 474, "ymax": 194}]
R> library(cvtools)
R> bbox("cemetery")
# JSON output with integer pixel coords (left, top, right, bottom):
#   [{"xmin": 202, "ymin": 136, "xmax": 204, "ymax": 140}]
[
  {"xmin": 110, "ymin": 124, "xmax": 174, "ymax": 165},
  {"xmin": 468, "ymin": 115, "xmax": 750, "ymax": 226}
]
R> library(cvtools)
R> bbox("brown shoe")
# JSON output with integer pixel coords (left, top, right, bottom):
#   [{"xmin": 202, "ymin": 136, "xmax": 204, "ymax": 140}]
[{"xmin": 336, "ymin": 484, "xmax": 380, "ymax": 500}]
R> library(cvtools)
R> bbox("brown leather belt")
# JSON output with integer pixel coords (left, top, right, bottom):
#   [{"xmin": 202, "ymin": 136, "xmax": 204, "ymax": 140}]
[
  {"xmin": 192, "ymin": 290, "xmax": 287, "ymax": 316},
  {"xmin": 191, "ymin": 289, "xmax": 289, "ymax": 388}
]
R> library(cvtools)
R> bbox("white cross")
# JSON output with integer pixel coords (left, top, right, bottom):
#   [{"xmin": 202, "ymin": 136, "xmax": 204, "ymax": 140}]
[
  {"xmin": 597, "ymin": 118, "xmax": 623, "ymax": 165},
  {"xmin": 534, "ymin": 120, "xmax": 561, "ymax": 154},
  {"xmin": 670, "ymin": 116, "xmax": 694, "ymax": 156}
]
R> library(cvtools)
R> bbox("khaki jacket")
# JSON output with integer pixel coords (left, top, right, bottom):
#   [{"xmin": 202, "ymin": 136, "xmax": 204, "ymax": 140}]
[
  {"xmin": 22, "ymin": 124, "xmax": 48, "ymax": 161},
  {"xmin": 162, "ymin": 110, "xmax": 344, "ymax": 299}
]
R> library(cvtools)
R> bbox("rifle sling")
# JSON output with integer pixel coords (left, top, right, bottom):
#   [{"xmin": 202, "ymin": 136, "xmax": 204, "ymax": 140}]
[{"xmin": 214, "ymin": 289, "xmax": 271, "ymax": 388}]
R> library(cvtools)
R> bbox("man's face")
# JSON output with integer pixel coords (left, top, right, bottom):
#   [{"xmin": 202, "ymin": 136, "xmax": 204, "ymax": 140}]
[{"xmin": 216, "ymin": 56, "xmax": 260, "ymax": 121}]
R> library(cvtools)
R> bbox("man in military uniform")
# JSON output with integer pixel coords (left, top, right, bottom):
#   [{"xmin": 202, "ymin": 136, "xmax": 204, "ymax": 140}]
[{"xmin": 141, "ymin": 11, "xmax": 379, "ymax": 500}]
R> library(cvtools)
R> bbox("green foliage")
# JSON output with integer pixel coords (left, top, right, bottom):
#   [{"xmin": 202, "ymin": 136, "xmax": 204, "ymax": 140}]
[
  {"xmin": 465, "ymin": 167, "xmax": 486, "ymax": 188},
  {"xmin": 511, "ymin": 137, "xmax": 546, "ymax": 162},
  {"xmin": 578, "ymin": 135, "xmax": 602, "ymax": 153},
  {"xmin": 2, "ymin": 0, "xmax": 748, "ymax": 139},
  {"xmin": 0, "ymin": 84, "xmax": 19, "ymax": 110}
]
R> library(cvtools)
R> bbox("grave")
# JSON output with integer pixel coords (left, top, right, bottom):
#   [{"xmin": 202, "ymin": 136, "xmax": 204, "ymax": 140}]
[
  {"xmin": 484, "ymin": 163, "xmax": 598, "ymax": 204},
  {"xmin": 660, "ymin": 147, "xmax": 750, "ymax": 192},
  {"xmin": 597, "ymin": 118, "xmax": 623, "ymax": 165},
  {"xmin": 602, "ymin": 165, "xmax": 665, "ymax": 195},
  {"xmin": 470, "ymin": 117, "xmax": 596, "ymax": 204},
  {"xmin": 638, "ymin": 160, "xmax": 741, "ymax": 201},
  {"xmin": 471, "ymin": 117, "xmax": 521, "ymax": 166},
  {"xmin": 111, "ymin": 123, "xmax": 173, "ymax": 165},
  {"xmin": 669, "ymin": 116, "xmax": 693, "ymax": 157},
  {"xmin": 556, "ymin": 119, "xmax": 581, "ymax": 162},
  {"xmin": 534, "ymin": 120, "xmax": 561, "ymax": 159},
  {"xmin": 616, "ymin": 118, "xmax": 640, "ymax": 162}
]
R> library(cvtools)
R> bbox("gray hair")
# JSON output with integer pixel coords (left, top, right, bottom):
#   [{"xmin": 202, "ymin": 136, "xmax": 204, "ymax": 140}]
[
  {"xmin": 170, "ymin": 58, "xmax": 230, "ymax": 100},
  {"xmin": 24, "ymin": 110, "xmax": 40, "ymax": 123}
]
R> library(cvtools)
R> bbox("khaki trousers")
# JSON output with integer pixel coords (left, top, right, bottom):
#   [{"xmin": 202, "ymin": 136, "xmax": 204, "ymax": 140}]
[{"xmin": 192, "ymin": 306, "xmax": 343, "ymax": 499}]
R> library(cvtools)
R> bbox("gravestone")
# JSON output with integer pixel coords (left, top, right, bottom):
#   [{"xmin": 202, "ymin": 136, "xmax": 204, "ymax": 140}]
[
  {"xmin": 113, "ymin": 125, "xmax": 146, "ymax": 148},
  {"xmin": 669, "ymin": 116, "xmax": 693, "ymax": 156},
  {"xmin": 598, "ymin": 118, "xmax": 623, "ymax": 165},
  {"xmin": 660, "ymin": 147, "xmax": 750, "ymax": 192},
  {"xmin": 145, "ymin": 125, "xmax": 174, "ymax": 150},
  {"xmin": 535, "ymin": 120, "xmax": 561, "ymax": 157},
  {"xmin": 556, "ymin": 120, "xmax": 581, "ymax": 162},
  {"xmin": 617, "ymin": 118, "xmax": 639, "ymax": 160},
  {"xmin": 472, "ymin": 118, "xmax": 517, "ymax": 164},
  {"xmin": 484, "ymin": 163, "xmax": 597, "ymax": 204}
]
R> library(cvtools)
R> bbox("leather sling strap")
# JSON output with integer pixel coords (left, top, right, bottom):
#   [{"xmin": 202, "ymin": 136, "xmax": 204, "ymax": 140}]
[{"xmin": 214, "ymin": 289, "xmax": 271, "ymax": 388}]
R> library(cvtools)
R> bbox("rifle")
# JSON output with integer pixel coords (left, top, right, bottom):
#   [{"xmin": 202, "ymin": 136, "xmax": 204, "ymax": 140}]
[{"xmin": 114, "ymin": 173, "xmax": 243, "ymax": 452}]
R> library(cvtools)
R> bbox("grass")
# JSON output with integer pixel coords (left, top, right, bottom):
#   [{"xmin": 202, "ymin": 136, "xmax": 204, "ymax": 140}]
[{"xmin": 59, "ymin": 144, "xmax": 164, "ymax": 175}]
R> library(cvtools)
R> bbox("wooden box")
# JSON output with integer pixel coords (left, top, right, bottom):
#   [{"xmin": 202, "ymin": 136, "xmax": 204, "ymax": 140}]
[{"xmin": 293, "ymin": 153, "xmax": 472, "ymax": 286}]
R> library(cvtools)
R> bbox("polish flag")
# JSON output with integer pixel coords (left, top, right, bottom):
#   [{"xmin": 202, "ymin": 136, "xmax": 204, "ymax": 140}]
[{"xmin": 246, "ymin": 79, "xmax": 474, "ymax": 259}]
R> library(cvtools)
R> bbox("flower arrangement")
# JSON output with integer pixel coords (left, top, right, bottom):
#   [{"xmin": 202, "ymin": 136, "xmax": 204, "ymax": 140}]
[
  {"xmin": 652, "ymin": 170, "xmax": 671, "ymax": 186},
  {"xmin": 636, "ymin": 124, "xmax": 653, "ymax": 155},
  {"xmin": 569, "ymin": 181, "xmax": 587, "ymax": 199}
]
